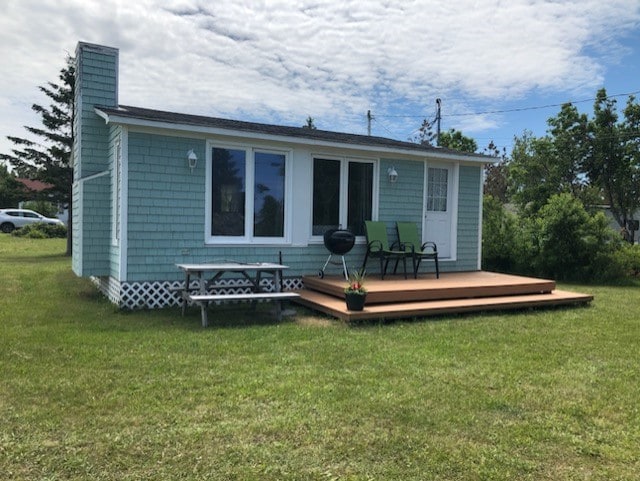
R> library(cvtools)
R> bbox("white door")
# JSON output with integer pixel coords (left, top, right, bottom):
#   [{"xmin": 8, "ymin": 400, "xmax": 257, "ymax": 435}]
[{"xmin": 424, "ymin": 165, "xmax": 453, "ymax": 258}]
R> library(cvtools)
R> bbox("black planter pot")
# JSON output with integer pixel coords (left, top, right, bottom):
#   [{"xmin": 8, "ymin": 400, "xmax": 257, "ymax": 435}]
[{"xmin": 345, "ymin": 292, "xmax": 367, "ymax": 311}]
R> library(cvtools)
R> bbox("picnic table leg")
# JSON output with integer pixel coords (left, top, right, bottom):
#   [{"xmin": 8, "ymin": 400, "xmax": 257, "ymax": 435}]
[
  {"xmin": 252, "ymin": 271, "xmax": 263, "ymax": 311},
  {"xmin": 201, "ymin": 302, "xmax": 208, "ymax": 328},
  {"xmin": 181, "ymin": 272, "xmax": 191, "ymax": 316},
  {"xmin": 197, "ymin": 272, "xmax": 209, "ymax": 327},
  {"xmin": 274, "ymin": 269, "xmax": 283, "ymax": 321}
]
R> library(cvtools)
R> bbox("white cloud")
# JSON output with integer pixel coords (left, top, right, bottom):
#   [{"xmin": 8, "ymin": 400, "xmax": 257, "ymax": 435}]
[{"xmin": 1, "ymin": 0, "xmax": 639, "ymax": 161}]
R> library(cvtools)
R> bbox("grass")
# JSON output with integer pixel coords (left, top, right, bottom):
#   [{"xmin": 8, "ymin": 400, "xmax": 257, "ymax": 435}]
[{"xmin": 1, "ymin": 236, "xmax": 639, "ymax": 480}]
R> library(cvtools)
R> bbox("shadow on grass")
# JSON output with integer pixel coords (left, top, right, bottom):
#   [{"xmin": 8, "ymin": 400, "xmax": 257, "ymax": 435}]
[
  {"xmin": 95, "ymin": 302, "xmax": 305, "ymax": 332},
  {"xmin": 178, "ymin": 302, "xmax": 301, "ymax": 330},
  {"xmin": 4, "ymin": 253, "xmax": 69, "ymax": 263},
  {"xmin": 344, "ymin": 301, "xmax": 595, "ymax": 329}
]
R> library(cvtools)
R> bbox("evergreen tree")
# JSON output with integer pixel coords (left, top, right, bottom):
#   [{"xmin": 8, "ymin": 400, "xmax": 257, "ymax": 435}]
[
  {"xmin": 0, "ymin": 55, "xmax": 74, "ymax": 253},
  {"xmin": 0, "ymin": 164, "xmax": 24, "ymax": 207},
  {"xmin": 303, "ymin": 116, "xmax": 317, "ymax": 129},
  {"xmin": 411, "ymin": 117, "xmax": 438, "ymax": 146}
]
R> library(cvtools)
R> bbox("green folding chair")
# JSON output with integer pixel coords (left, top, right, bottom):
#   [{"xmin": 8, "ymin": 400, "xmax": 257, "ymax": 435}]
[
  {"xmin": 396, "ymin": 221, "xmax": 439, "ymax": 279},
  {"xmin": 362, "ymin": 221, "xmax": 409, "ymax": 279}
]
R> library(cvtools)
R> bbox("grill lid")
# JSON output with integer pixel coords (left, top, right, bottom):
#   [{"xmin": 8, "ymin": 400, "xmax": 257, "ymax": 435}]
[{"xmin": 323, "ymin": 229, "xmax": 355, "ymax": 255}]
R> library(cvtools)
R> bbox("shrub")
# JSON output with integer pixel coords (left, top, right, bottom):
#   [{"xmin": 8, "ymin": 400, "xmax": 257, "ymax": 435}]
[
  {"xmin": 482, "ymin": 196, "xmax": 520, "ymax": 272},
  {"xmin": 21, "ymin": 200, "xmax": 58, "ymax": 218},
  {"xmin": 483, "ymin": 193, "xmax": 628, "ymax": 282},
  {"xmin": 527, "ymin": 194, "xmax": 623, "ymax": 282},
  {"xmin": 11, "ymin": 222, "xmax": 67, "ymax": 239},
  {"xmin": 615, "ymin": 243, "xmax": 640, "ymax": 277}
]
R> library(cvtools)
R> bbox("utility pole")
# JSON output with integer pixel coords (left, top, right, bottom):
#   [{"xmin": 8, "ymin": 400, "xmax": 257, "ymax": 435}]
[
  {"xmin": 435, "ymin": 98, "xmax": 441, "ymax": 146},
  {"xmin": 367, "ymin": 110, "xmax": 373, "ymax": 136}
]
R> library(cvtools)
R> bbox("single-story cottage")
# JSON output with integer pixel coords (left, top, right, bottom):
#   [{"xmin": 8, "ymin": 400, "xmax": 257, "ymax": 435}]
[{"xmin": 72, "ymin": 42, "xmax": 488, "ymax": 309}]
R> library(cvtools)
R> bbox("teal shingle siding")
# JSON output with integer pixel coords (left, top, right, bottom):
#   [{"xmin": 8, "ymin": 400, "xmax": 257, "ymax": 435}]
[
  {"xmin": 378, "ymin": 159, "xmax": 424, "ymax": 244},
  {"xmin": 76, "ymin": 46, "xmax": 117, "ymax": 177},
  {"xmin": 376, "ymin": 160, "xmax": 482, "ymax": 273},
  {"xmin": 75, "ymin": 175, "xmax": 111, "ymax": 275},
  {"xmin": 126, "ymin": 132, "xmax": 207, "ymax": 281},
  {"xmin": 382, "ymin": 160, "xmax": 425, "ymax": 221},
  {"xmin": 455, "ymin": 165, "xmax": 482, "ymax": 270},
  {"xmin": 123, "ymin": 131, "xmax": 367, "ymax": 281},
  {"xmin": 72, "ymin": 43, "xmax": 118, "ymax": 276},
  {"xmin": 116, "ymin": 131, "xmax": 483, "ymax": 281}
]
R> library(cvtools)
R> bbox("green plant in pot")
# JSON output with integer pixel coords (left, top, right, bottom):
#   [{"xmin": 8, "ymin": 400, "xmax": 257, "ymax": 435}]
[{"xmin": 344, "ymin": 269, "xmax": 367, "ymax": 311}]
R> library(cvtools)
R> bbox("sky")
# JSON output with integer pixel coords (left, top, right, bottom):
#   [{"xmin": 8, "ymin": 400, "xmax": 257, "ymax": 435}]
[{"xmin": 1, "ymin": 0, "xmax": 640, "ymax": 166}]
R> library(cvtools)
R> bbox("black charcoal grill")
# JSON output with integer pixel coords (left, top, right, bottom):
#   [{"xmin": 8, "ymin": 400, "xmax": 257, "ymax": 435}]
[{"xmin": 319, "ymin": 228, "xmax": 356, "ymax": 280}]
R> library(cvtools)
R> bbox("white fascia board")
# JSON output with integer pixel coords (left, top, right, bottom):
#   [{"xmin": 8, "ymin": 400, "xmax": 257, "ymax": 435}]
[{"xmin": 95, "ymin": 107, "xmax": 487, "ymax": 165}]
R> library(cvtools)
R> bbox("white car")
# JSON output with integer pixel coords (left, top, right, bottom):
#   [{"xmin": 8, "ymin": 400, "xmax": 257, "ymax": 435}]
[{"xmin": 0, "ymin": 208, "xmax": 64, "ymax": 233}]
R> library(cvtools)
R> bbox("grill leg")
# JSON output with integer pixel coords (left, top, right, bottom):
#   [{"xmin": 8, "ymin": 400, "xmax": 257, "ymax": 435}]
[
  {"xmin": 341, "ymin": 256, "xmax": 349, "ymax": 281},
  {"xmin": 321, "ymin": 254, "xmax": 333, "ymax": 273}
]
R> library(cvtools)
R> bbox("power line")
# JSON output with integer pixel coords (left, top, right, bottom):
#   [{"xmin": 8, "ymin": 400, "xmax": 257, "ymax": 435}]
[
  {"xmin": 371, "ymin": 90, "xmax": 640, "ymax": 120},
  {"xmin": 445, "ymin": 90, "xmax": 640, "ymax": 118},
  {"xmin": 371, "ymin": 117, "xmax": 398, "ymax": 138}
]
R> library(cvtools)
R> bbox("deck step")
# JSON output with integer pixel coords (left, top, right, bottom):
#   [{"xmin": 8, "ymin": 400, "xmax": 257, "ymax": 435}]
[
  {"xmin": 302, "ymin": 271, "xmax": 556, "ymax": 304},
  {"xmin": 293, "ymin": 288, "xmax": 593, "ymax": 322}
]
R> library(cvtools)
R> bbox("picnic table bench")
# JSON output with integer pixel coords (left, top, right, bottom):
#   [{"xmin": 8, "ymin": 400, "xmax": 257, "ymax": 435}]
[{"xmin": 176, "ymin": 262, "xmax": 299, "ymax": 327}]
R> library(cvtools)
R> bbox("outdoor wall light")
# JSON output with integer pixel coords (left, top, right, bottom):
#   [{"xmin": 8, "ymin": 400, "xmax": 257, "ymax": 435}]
[
  {"xmin": 187, "ymin": 149, "xmax": 198, "ymax": 172},
  {"xmin": 387, "ymin": 166, "xmax": 398, "ymax": 183}
]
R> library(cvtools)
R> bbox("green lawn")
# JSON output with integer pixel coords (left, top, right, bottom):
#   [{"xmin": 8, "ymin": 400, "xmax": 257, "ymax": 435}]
[{"xmin": 1, "ymin": 236, "xmax": 639, "ymax": 480}]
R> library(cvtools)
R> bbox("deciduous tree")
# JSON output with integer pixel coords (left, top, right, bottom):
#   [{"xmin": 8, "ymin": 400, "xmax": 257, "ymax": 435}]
[
  {"xmin": 438, "ymin": 128, "xmax": 478, "ymax": 153},
  {"xmin": 483, "ymin": 140, "xmax": 509, "ymax": 202},
  {"xmin": 585, "ymin": 90, "xmax": 640, "ymax": 242}
]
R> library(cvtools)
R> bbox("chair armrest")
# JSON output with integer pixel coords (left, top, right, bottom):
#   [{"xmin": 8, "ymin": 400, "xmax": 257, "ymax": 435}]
[
  {"xmin": 420, "ymin": 241, "xmax": 438, "ymax": 253},
  {"xmin": 392, "ymin": 241, "xmax": 415, "ymax": 254},
  {"xmin": 367, "ymin": 240, "xmax": 384, "ymax": 252}
]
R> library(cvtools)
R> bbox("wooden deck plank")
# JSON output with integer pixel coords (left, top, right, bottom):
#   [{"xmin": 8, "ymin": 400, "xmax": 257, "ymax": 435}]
[
  {"xmin": 303, "ymin": 271, "xmax": 556, "ymax": 304},
  {"xmin": 294, "ymin": 288, "xmax": 593, "ymax": 322},
  {"xmin": 294, "ymin": 271, "xmax": 592, "ymax": 322}
]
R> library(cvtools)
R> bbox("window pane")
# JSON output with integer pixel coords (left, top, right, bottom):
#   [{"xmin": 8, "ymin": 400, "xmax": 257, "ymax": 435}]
[
  {"xmin": 254, "ymin": 152, "xmax": 285, "ymax": 237},
  {"xmin": 347, "ymin": 162, "xmax": 373, "ymax": 236},
  {"xmin": 211, "ymin": 147, "xmax": 246, "ymax": 236},
  {"xmin": 427, "ymin": 167, "xmax": 448, "ymax": 212},
  {"xmin": 312, "ymin": 159, "xmax": 341, "ymax": 235}
]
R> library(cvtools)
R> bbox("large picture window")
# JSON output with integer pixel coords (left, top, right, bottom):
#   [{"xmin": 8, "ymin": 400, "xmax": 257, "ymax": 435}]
[
  {"xmin": 312, "ymin": 157, "xmax": 374, "ymax": 236},
  {"xmin": 253, "ymin": 152, "xmax": 285, "ymax": 237},
  {"xmin": 210, "ymin": 146, "xmax": 287, "ymax": 241}
]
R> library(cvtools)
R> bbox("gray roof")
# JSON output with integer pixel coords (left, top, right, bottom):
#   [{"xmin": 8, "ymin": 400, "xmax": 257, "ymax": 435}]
[{"xmin": 97, "ymin": 104, "xmax": 488, "ymax": 160}]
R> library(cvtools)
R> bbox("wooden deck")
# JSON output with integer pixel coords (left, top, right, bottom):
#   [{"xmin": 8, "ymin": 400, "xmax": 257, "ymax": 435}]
[{"xmin": 293, "ymin": 271, "xmax": 593, "ymax": 322}]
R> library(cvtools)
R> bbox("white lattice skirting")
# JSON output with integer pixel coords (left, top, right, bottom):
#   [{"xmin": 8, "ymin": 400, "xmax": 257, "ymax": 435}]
[{"xmin": 92, "ymin": 276, "xmax": 304, "ymax": 309}]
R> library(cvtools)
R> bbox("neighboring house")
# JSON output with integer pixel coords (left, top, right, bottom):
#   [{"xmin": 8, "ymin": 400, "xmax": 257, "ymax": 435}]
[
  {"xmin": 16, "ymin": 178, "xmax": 54, "ymax": 195},
  {"xmin": 15, "ymin": 178, "xmax": 68, "ymax": 224},
  {"xmin": 595, "ymin": 206, "xmax": 639, "ymax": 244},
  {"xmin": 72, "ymin": 42, "xmax": 488, "ymax": 309}
]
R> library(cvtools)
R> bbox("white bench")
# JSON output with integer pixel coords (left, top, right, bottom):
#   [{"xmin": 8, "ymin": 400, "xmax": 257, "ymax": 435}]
[{"xmin": 186, "ymin": 292, "xmax": 300, "ymax": 327}]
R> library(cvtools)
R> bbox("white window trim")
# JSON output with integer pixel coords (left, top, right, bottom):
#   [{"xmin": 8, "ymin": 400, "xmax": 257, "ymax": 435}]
[
  {"xmin": 310, "ymin": 155, "xmax": 379, "ymax": 242},
  {"xmin": 205, "ymin": 140, "xmax": 292, "ymax": 245},
  {"xmin": 111, "ymin": 136, "xmax": 122, "ymax": 246},
  {"xmin": 117, "ymin": 128, "xmax": 129, "ymax": 281}
]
